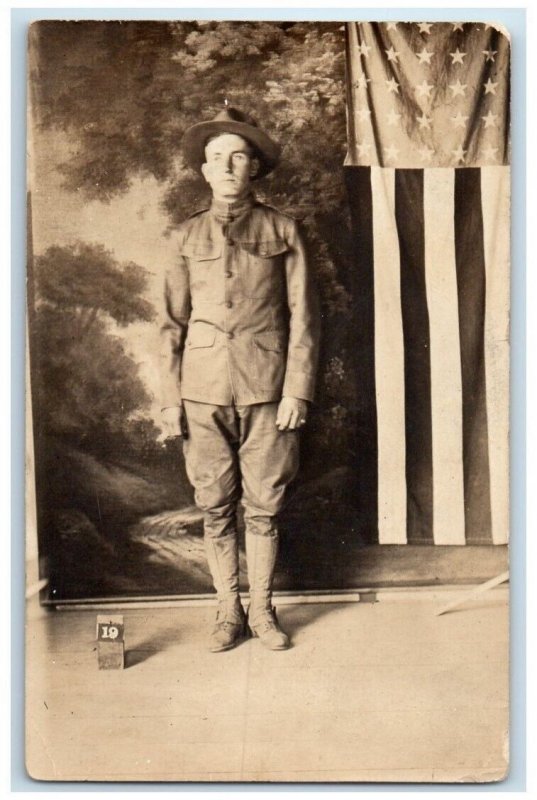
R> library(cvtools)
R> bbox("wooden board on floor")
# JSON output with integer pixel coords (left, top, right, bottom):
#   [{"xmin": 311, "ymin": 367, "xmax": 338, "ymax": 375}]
[{"xmin": 42, "ymin": 545, "xmax": 509, "ymax": 606}]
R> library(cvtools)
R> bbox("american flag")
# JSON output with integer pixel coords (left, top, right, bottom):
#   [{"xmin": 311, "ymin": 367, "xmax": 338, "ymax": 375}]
[{"xmin": 344, "ymin": 22, "xmax": 510, "ymax": 545}]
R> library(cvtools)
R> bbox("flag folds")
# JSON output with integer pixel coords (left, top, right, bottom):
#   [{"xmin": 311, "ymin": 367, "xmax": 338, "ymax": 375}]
[{"xmin": 345, "ymin": 22, "xmax": 510, "ymax": 545}]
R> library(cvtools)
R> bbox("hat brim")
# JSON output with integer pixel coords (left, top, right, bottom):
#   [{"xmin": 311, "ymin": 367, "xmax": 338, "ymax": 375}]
[{"xmin": 182, "ymin": 119, "xmax": 280, "ymax": 179}]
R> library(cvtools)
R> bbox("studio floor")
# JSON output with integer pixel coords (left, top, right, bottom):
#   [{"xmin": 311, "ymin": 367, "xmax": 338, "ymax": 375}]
[{"xmin": 25, "ymin": 589, "xmax": 509, "ymax": 784}]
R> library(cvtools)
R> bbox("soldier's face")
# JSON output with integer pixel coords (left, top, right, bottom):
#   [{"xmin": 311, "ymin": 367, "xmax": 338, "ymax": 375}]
[{"xmin": 201, "ymin": 134, "xmax": 258, "ymax": 201}]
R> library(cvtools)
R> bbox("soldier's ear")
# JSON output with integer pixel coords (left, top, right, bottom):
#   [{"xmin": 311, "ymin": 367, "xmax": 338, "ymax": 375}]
[
  {"xmin": 250, "ymin": 158, "xmax": 260, "ymax": 178},
  {"xmin": 200, "ymin": 162, "xmax": 210, "ymax": 183}
]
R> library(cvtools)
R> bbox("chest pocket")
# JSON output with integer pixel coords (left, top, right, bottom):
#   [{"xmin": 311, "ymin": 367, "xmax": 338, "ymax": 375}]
[
  {"xmin": 238, "ymin": 239, "xmax": 288, "ymax": 299},
  {"xmin": 182, "ymin": 241, "xmax": 222, "ymax": 301}
]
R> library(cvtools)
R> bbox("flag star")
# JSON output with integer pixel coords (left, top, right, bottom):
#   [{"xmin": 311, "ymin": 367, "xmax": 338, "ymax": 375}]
[
  {"xmin": 384, "ymin": 144, "xmax": 400, "ymax": 163},
  {"xmin": 385, "ymin": 46, "xmax": 400, "ymax": 63},
  {"xmin": 450, "ymin": 47, "xmax": 466, "ymax": 65},
  {"xmin": 452, "ymin": 145, "xmax": 466, "ymax": 163},
  {"xmin": 416, "ymin": 113, "xmax": 432, "ymax": 129},
  {"xmin": 353, "ymin": 73, "xmax": 371, "ymax": 90},
  {"xmin": 415, "ymin": 79, "xmax": 433, "ymax": 99},
  {"xmin": 386, "ymin": 109, "xmax": 401, "ymax": 126},
  {"xmin": 357, "ymin": 141, "xmax": 372, "ymax": 157},
  {"xmin": 451, "ymin": 111, "xmax": 469, "ymax": 129},
  {"xmin": 449, "ymin": 79, "xmax": 468, "ymax": 98},
  {"xmin": 484, "ymin": 77, "xmax": 498, "ymax": 95},
  {"xmin": 357, "ymin": 42, "xmax": 371, "ymax": 58},
  {"xmin": 385, "ymin": 77, "xmax": 400, "ymax": 94},
  {"xmin": 482, "ymin": 110, "xmax": 498, "ymax": 128},
  {"xmin": 418, "ymin": 145, "xmax": 434, "ymax": 162},
  {"xmin": 356, "ymin": 106, "xmax": 372, "ymax": 122},
  {"xmin": 483, "ymin": 50, "xmax": 497, "ymax": 62},
  {"xmin": 386, "ymin": 22, "xmax": 398, "ymax": 31},
  {"xmin": 483, "ymin": 145, "xmax": 499, "ymax": 162},
  {"xmin": 416, "ymin": 48, "xmax": 434, "ymax": 65},
  {"xmin": 418, "ymin": 22, "xmax": 433, "ymax": 34},
  {"xmin": 452, "ymin": 23, "xmax": 465, "ymax": 32}
]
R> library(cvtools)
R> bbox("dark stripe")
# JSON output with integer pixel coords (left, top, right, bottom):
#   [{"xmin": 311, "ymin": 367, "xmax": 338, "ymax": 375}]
[
  {"xmin": 454, "ymin": 169, "xmax": 493, "ymax": 544},
  {"xmin": 395, "ymin": 170, "xmax": 434, "ymax": 544},
  {"xmin": 344, "ymin": 167, "xmax": 378, "ymax": 544}
]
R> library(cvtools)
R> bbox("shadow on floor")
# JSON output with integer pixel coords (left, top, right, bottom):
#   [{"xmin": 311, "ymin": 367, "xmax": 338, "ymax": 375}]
[
  {"xmin": 278, "ymin": 601, "xmax": 353, "ymax": 638},
  {"xmin": 124, "ymin": 621, "xmax": 186, "ymax": 668}
]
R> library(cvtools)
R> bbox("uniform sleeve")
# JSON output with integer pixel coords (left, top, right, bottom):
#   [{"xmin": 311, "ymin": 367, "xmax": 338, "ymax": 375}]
[
  {"xmin": 159, "ymin": 234, "xmax": 191, "ymax": 408},
  {"xmin": 282, "ymin": 219, "xmax": 321, "ymax": 402}
]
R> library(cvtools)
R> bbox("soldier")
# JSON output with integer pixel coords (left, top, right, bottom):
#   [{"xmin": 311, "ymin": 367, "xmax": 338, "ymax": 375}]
[{"xmin": 160, "ymin": 107, "xmax": 320, "ymax": 652}]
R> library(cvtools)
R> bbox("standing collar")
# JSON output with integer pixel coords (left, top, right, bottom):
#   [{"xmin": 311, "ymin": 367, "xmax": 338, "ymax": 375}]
[{"xmin": 210, "ymin": 193, "xmax": 255, "ymax": 224}]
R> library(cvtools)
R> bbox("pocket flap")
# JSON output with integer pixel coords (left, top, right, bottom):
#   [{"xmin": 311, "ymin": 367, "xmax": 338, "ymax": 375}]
[
  {"xmin": 254, "ymin": 331, "xmax": 285, "ymax": 353},
  {"xmin": 182, "ymin": 241, "xmax": 222, "ymax": 261},
  {"xmin": 239, "ymin": 239, "xmax": 288, "ymax": 258},
  {"xmin": 187, "ymin": 324, "xmax": 217, "ymax": 349}
]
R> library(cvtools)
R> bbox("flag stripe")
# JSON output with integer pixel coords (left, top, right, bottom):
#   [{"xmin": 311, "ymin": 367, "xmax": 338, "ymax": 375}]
[
  {"xmin": 395, "ymin": 170, "xmax": 434, "ymax": 543},
  {"xmin": 343, "ymin": 167, "xmax": 379, "ymax": 543},
  {"xmin": 454, "ymin": 169, "xmax": 493, "ymax": 545},
  {"xmin": 371, "ymin": 167, "xmax": 407, "ymax": 544},
  {"xmin": 423, "ymin": 169, "xmax": 466, "ymax": 545},
  {"xmin": 481, "ymin": 166, "xmax": 510, "ymax": 545}
]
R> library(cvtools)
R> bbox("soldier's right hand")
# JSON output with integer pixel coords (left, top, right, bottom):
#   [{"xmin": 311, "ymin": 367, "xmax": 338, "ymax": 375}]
[{"xmin": 161, "ymin": 405, "xmax": 187, "ymax": 439}]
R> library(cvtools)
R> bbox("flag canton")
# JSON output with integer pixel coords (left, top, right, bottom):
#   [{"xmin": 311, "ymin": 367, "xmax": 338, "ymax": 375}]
[{"xmin": 345, "ymin": 22, "xmax": 510, "ymax": 168}]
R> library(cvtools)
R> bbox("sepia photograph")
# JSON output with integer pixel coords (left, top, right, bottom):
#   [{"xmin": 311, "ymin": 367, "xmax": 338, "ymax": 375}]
[{"xmin": 25, "ymin": 17, "xmax": 510, "ymax": 783}]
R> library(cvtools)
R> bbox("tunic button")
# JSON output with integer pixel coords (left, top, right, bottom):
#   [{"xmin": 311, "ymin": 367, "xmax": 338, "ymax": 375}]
[
  {"xmin": 225, "ymin": 271, "xmax": 232, "ymax": 278},
  {"xmin": 227, "ymin": 332, "xmax": 234, "ymax": 339},
  {"xmin": 225, "ymin": 300, "xmax": 233, "ymax": 309}
]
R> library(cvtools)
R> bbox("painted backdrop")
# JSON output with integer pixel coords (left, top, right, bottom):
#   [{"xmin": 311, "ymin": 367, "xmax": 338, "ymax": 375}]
[{"xmin": 28, "ymin": 20, "xmax": 364, "ymax": 600}]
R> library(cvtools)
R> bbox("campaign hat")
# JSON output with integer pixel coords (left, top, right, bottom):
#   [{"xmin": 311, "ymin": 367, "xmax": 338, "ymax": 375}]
[{"xmin": 182, "ymin": 107, "xmax": 281, "ymax": 179}]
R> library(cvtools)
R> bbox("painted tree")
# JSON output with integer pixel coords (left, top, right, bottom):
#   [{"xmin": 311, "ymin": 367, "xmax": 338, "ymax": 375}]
[{"xmin": 32, "ymin": 242, "xmax": 158, "ymax": 454}]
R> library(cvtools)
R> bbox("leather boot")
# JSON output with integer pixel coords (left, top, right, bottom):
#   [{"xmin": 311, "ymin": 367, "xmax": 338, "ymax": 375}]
[
  {"xmin": 205, "ymin": 534, "xmax": 246, "ymax": 652},
  {"xmin": 246, "ymin": 532, "xmax": 290, "ymax": 650},
  {"xmin": 209, "ymin": 598, "xmax": 247, "ymax": 653}
]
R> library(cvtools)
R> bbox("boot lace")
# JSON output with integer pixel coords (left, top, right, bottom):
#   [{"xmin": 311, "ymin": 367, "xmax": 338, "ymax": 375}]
[
  {"xmin": 251, "ymin": 608, "xmax": 279, "ymax": 633},
  {"xmin": 215, "ymin": 606, "xmax": 243, "ymax": 631}
]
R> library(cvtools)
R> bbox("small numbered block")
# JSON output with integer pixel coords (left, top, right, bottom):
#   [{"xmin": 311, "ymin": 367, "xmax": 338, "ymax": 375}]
[{"xmin": 96, "ymin": 614, "xmax": 124, "ymax": 670}]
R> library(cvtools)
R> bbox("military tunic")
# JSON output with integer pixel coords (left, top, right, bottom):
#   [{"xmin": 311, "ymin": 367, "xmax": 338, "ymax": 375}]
[{"xmin": 160, "ymin": 195, "xmax": 320, "ymax": 408}]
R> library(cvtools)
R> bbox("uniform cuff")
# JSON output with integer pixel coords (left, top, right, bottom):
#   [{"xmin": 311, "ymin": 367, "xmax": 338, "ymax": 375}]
[{"xmin": 282, "ymin": 372, "xmax": 316, "ymax": 403}]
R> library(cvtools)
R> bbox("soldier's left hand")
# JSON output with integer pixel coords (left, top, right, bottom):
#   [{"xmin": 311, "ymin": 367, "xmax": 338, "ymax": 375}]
[{"xmin": 276, "ymin": 397, "xmax": 309, "ymax": 431}]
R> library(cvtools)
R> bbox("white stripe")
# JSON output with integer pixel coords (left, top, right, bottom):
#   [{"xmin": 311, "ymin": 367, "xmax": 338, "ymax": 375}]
[
  {"xmin": 481, "ymin": 167, "xmax": 510, "ymax": 545},
  {"xmin": 423, "ymin": 170, "xmax": 466, "ymax": 545},
  {"xmin": 371, "ymin": 167, "xmax": 407, "ymax": 544}
]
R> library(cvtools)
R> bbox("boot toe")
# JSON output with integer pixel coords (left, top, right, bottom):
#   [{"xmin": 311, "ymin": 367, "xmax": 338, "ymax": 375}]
[
  {"xmin": 264, "ymin": 630, "xmax": 290, "ymax": 650},
  {"xmin": 209, "ymin": 635, "xmax": 239, "ymax": 653},
  {"xmin": 209, "ymin": 627, "xmax": 243, "ymax": 652}
]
